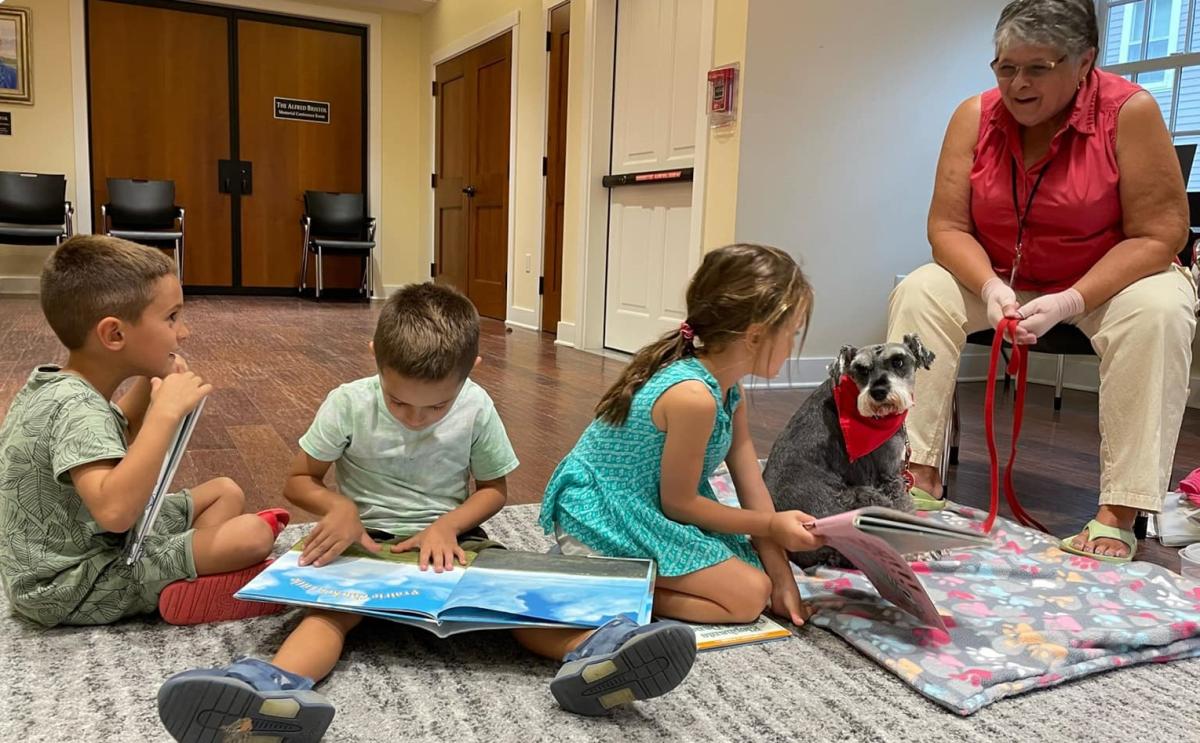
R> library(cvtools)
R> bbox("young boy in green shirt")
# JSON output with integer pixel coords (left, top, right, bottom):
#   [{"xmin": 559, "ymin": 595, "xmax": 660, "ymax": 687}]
[{"xmin": 0, "ymin": 236, "xmax": 286, "ymax": 628}]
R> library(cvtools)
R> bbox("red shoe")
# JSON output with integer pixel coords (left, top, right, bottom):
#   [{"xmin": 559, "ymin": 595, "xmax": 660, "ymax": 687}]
[
  {"xmin": 257, "ymin": 508, "xmax": 291, "ymax": 539},
  {"xmin": 159, "ymin": 560, "xmax": 285, "ymax": 625}
]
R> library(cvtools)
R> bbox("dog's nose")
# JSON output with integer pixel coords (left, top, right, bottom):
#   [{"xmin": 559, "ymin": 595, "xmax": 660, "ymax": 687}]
[{"xmin": 869, "ymin": 387, "xmax": 888, "ymax": 402}]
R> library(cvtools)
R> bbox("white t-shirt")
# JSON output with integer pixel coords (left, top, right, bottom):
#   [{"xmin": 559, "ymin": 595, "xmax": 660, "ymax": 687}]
[{"xmin": 299, "ymin": 375, "xmax": 519, "ymax": 536}]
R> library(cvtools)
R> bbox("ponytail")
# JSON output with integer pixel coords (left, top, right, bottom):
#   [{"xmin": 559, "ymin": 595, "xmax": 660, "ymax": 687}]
[{"xmin": 594, "ymin": 327, "xmax": 693, "ymax": 425}]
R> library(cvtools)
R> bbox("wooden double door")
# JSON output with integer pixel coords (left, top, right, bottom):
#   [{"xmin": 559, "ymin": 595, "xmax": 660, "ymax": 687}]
[
  {"xmin": 433, "ymin": 33, "xmax": 512, "ymax": 320},
  {"xmin": 87, "ymin": 0, "xmax": 366, "ymax": 291}
]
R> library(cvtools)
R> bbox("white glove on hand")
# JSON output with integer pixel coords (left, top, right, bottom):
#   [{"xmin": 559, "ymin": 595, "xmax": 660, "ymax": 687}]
[
  {"xmin": 1015, "ymin": 288, "xmax": 1085, "ymax": 343},
  {"xmin": 981, "ymin": 277, "xmax": 1019, "ymax": 329}
]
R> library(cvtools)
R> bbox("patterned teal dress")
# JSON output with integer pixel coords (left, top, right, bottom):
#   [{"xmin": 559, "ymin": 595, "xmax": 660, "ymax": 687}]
[{"xmin": 539, "ymin": 357, "xmax": 762, "ymax": 576}]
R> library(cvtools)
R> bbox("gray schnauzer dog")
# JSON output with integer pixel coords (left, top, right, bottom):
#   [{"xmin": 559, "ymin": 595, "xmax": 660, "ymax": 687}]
[{"xmin": 763, "ymin": 334, "xmax": 934, "ymax": 568}]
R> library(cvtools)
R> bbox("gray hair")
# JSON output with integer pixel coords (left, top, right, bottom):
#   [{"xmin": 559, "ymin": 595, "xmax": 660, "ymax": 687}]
[{"xmin": 994, "ymin": 0, "xmax": 1099, "ymax": 60}]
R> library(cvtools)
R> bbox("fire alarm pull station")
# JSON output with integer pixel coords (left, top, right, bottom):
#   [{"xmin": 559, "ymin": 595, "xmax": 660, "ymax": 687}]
[{"xmin": 707, "ymin": 63, "xmax": 738, "ymax": 128}]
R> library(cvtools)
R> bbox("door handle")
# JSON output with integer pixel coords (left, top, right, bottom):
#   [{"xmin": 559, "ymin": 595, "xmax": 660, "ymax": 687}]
[
  {"xmin": 462, "ymin": 185, "xmax": 477, "ymax": 197},
  {"xmin": 239, "ymin": 162, "xmax": 253, "ymax": 195}
]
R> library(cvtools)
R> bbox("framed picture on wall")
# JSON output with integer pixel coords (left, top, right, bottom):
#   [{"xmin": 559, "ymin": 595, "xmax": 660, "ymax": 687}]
[{"xmin": 0, "ymin": 7, "xmax": 32, "ymax": 105}]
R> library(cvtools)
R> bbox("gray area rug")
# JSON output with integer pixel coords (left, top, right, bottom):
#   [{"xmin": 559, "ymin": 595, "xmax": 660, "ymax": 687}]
[{"xmin": 3, "ymin": 504, "xmax": 1200, "ymax": 742}]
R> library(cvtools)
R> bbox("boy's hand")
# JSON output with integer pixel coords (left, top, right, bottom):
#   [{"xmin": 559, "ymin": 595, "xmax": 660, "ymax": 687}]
[
  {"xmin": 767, "ymin": 511, "xmax": 825, "ymax": 553},
  {"xmin": 148, "ymin": 371, "xmax": 211, "ymax": 422},
  {"xmin": 391, "ymin": 522, "xmax": 466, "ymax": 573},
  {"xmin": 300, "ymin": 500, "xmax": 379, "ymax": 567}
]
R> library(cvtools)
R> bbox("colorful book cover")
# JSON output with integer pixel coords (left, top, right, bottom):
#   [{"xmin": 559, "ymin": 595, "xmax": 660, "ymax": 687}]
[{"xmin": 235, "ymin": 543, "xmax": 656, "ymax": 637}]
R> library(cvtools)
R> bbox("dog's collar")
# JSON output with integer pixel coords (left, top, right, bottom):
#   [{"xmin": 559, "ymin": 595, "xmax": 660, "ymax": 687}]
[{"xmin": 833, "ymin": 374, "xmax": 907, "ymax": 462}]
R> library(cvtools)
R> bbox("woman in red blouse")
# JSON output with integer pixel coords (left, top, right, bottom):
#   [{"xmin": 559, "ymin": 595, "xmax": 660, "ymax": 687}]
[{"xmin": 889, "ymin": 0, "xmax": 1197, "ymax": 561}]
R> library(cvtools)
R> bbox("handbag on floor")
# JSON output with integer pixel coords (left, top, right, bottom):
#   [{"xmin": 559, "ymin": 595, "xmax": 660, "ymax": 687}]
[{"xmin": 1154, "ymin": 492, "xmax": 1200, "ymax": 547}]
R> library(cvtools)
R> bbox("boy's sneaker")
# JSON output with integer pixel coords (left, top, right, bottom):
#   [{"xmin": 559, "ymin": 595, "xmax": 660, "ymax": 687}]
[
  {"xmin": 158, "ymin": 657, "xmax": 334, "ymax": 743},
  {"xmin": 550, "ymin": 616, "xmax": 697, "ymax": 716},
  {"xmin": 159, "ymin": 560, "xmax": 285, "ymax": 625}
]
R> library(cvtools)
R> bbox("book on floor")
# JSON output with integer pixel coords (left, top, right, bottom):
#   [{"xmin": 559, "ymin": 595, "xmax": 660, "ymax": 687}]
[
  {"xmin": 687, "ymin": 614, "xmax": 794, "ymax": 652},
  {"xmin": 805, "ymin": 506, "xmax": 992, "ymax": 632},
  {"xmin": 124, "ymin": 398, "xmax": 207, "ymax": 565},
  {"xmin": 234, "ymin": 542, "xmax": 656, "ymax": 637}
]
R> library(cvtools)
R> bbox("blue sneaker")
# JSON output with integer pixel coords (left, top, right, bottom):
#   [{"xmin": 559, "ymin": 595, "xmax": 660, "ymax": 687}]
[
  {"xmin": 550, "ymin": 616, "xmax": 697, "ymax": 716},
  {"xmin": 158, "ymin": 657, "xmax": 334, "ymax": 742}
]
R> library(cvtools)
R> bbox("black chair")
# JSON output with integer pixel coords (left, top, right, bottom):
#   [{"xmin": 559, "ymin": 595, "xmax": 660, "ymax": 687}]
[
  {"xmin": 0, "ymin": 171, "xmax": 73, "ymax": 245},
  {"xmin": 300, "ymin": 191, "xmax": 376, "ymax": 299},
  {"xmin": 102, "ymin": 178, "xmax": 185, "ymax": 281}
]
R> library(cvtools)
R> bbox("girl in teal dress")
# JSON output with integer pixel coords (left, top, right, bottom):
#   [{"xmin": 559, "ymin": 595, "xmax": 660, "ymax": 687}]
[{"xmin": 519, "ymin": 245, "xmax": 824, "ymax": 701}]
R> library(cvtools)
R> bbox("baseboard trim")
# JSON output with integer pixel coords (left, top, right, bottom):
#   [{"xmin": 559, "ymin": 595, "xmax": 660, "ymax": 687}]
[
  {"xmin": 554, "ymin": 321, "xmax": 577, "ymax": 348},
  {"xmin": 504, "ymin": 319, "xmax": 539, "ymax": 333},
  {"xmin": 0, "ymin": 275, "xmax": 39, "ymax": 295},
  {"xmin": 506, "ymin": 305, "xmax": 539, "ymax": 331}
]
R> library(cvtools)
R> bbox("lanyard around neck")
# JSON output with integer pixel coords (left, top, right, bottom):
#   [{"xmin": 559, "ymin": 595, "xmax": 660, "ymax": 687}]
[{"xmin": 1008, "ymin": 155, "xmax": 1053, "ymax": 283}]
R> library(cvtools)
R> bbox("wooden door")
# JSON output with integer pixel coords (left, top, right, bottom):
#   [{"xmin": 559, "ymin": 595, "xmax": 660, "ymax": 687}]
[
  {"xmin": 434, "ymin": 33, "xmax": 511, "ymax": 320},
  {"xmin": 88, "ymin": 0, "xmax": 233, "ymax": 287},
  {"xmin": 541, "ymin": 3, "xmax": 570, "ymax": 334},
  {"xmin": 434, "ymin": 53, "xmax": 470, "ymax": 295},
  {"xmin": 238, "ymin": 19, "xmax": 364, "ymax": 290}
]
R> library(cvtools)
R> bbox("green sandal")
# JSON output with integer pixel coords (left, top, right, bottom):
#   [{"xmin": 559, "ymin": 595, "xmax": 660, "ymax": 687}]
[
  {"xmin": 910, "ymin": 486, "xmax": 948, "ymax": 512},
  {"xmin": 1058, "ymin": 519, "xmax": 1137, "ymax": 563}
]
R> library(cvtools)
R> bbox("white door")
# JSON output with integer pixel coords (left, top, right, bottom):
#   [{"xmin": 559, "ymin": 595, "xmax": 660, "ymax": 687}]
[{"xmin": 604, "ymin": 0, "xmax": 704, "ymax": 353}]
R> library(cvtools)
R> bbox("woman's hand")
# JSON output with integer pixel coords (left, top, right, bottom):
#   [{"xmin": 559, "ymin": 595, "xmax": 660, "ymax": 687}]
[
  {"xmin": 980, "ymin": 277, "xmax": 1020, "ymax": 329},
  {"xmin": 1015, "ymin": 288, "xmax": 1084, "ymax": 343}
]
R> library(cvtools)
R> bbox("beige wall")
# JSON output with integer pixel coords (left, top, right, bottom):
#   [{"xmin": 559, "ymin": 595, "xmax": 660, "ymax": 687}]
[
  {"xmin": 700, "ymin": 0, "xmax": 747, "ymax": 252},
  {"xmin": 0, "ymin": 0, "xmax": 77, "ymax": 283}
]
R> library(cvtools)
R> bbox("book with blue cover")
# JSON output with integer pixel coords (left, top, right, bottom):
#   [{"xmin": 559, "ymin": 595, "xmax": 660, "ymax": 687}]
[{"xmin": 235, "ymin": 542, "xmax": 656, "ymax": 637}]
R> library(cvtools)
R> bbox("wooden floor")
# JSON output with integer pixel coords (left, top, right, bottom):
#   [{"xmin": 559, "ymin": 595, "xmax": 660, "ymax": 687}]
[{"xmin": 1, "ymin": 294, "xmax": 1196, "ymax": 570}]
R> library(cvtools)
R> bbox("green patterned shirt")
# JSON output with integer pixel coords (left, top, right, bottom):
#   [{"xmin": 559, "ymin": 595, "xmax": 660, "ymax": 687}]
[{"xmin": 0, "ymin": 368, "xmax": 139, "ymax": 623}]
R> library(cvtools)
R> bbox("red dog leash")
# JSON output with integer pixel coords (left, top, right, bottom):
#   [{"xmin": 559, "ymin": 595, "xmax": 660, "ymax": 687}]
[{"xmin": 982, "ymin": 317, "xmax": 1049, "ymax": 534}]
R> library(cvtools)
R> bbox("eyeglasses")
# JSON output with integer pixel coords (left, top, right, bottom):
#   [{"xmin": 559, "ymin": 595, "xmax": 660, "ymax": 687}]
[{"xmin": 990, "ymin": 55, "xmax": 1068, "ymax": 80}]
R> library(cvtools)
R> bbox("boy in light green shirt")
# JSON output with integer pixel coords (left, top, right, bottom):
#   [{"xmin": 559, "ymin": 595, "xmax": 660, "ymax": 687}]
[{"xmin": 159, "ymin": 284, "xmax": 695, "ymax": 742}]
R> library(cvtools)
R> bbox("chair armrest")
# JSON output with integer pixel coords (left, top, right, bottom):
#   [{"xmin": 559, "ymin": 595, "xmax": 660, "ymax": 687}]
[
  {"xmin": 366, "ymin": 217, "xmax": 376, "ymax": 241},
  {"xmin": 65, "ymin": 201, "xmax": 74, "ymax": 237}
]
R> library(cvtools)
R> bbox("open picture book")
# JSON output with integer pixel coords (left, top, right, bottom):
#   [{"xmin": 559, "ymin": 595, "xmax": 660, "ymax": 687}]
[
  {"xmin": 235, "ymin": 543, "xmax": 656, "ymax": 637},
  {"xmin": 805, "ymin": 506, "xmax": 992, "ymax": 631},
  {"xmin": 125, "ymin": 398, "xmax": 207, "ymax": 565}
]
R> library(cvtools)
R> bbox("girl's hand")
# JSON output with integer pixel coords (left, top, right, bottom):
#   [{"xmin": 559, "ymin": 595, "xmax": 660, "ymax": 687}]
[
  {"xmin": 767, "ymin": 511, "xmax": 824, "ymax": 552},
  {"xmin": 768, "ymin": 573, "xmax": 814, "ymax": 627},
  {"xmin": 300, "ymin": 500, "xmax": 379, "ymax": 567}
]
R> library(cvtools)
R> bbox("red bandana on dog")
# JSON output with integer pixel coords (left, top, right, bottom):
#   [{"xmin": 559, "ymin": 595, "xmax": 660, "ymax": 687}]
[{"xmin": 833, "ymin": 374, "xmax": 907, "ymax": 462}]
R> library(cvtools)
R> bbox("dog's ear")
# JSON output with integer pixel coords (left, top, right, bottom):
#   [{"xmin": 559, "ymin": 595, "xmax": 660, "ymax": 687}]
[
  {"xmin": 829, "ymin": 345, "xmax": 857, "ymax": 382},
  {"xmin": 903, "ymin": 334, "xmax": 935, "ymax": 370}
]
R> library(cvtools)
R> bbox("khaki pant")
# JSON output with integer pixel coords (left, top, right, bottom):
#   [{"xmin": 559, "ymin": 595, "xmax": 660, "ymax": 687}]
[{"xmin": 887, "ymin": 262, "xmax": 1198, "ymax": 513}]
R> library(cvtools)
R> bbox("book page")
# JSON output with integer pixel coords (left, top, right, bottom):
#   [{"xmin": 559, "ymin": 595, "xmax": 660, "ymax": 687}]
[
  {"xmin": 235, "ymin": 547, "xmax": 464, "ymax": 618},
  {"xmin": 809, "ymin": 511, "xmax": 948, "ymax": 631},
  {"xmin": 438, "ymin": 550, "xmax": 655, "ymax": 627}
]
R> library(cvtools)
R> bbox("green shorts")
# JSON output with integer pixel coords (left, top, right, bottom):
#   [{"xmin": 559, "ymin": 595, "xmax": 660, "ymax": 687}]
[{"xmin": 57, "ymin": 490, "xmax": 198, "ymax": 626}]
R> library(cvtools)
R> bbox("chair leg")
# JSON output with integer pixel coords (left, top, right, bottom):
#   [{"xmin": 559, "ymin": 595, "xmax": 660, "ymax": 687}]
[
  {"xmin": 360, "ymin": 254, "xmax": 369, "ymax": 298},
  {"xmin": 316, "ymin": 247, "xmax": 323, "ymax": 299},
  {"xmin": 175, "ymin": 238, "xmax": 183, "ymax": 283},
  {"xmin": 1054, "ymin": 355, "xmax": 1065, "ymax": 411},
  {"xmin": 949, "ymin": 389, "xmax": 960, "ymax": 465},
  {"xmin": 300, "ymin": 245, "xmax": 309, "ymax": 294}
]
